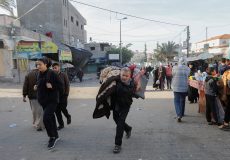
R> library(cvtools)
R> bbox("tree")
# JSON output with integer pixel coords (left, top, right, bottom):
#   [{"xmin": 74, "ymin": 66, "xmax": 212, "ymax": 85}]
[
  {"xmin": 106, "ymin": 45, "xmax": 134, "ymax": 64},
  {"xmin": 154, "ymin": 41, "xmax": 178, "ymax": 62}
]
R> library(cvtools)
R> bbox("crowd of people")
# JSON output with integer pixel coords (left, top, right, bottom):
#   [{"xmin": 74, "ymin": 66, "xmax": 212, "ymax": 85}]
[{"xmin": 21, "ymin": 56, "xmax": 230, "ymax": 153}]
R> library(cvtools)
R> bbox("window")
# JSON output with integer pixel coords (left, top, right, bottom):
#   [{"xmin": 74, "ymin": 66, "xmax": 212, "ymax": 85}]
[
  {"xmin": 71, "ymin": 16, "xmax": 74, "ymax": 22},
  {"xmin": 0, "ymin": 40, "xmax": 4, "ymax": 48},
  {"xmin": 13, "ymin": 59, "xmax": 17, "ymax": 69},
  {"xmin": 76, "ymin": 21, "xmax": 79, "ymax": 26},
  {"xmin": 64, "ymin": 19, "xmax": 67, "ymax": 27},
  {"xmin": 90, "ymin": 47, "xmax": 95, "ymax": 51},
  {"xmin": 100, "ymin": 45, "xmax": 104, "ymax": 51},
  {"xmin": 63, "ymin": 0, "xmax": 67, "ymax": 6},
  {"xmin": 81, "ymin": 25, "xmax": 84, "ymax": 30}
]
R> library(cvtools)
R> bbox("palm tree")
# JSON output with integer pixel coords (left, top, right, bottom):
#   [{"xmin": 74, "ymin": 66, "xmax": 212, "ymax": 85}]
[
  {"xmin": 0, "ymin": 0, "xmax": 15, "ymax": 16},
  {"xmin": 154, "ymin": 41, "xmax": 178, "ymax": 62}
]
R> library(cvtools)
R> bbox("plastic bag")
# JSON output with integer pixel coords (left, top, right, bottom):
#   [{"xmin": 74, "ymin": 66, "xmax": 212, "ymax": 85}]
[
  {"xmin": 215, "ymin": 97, "xmax": 225, "ymax": 123},
  {"xmin": 156, "ymin": 80, "xmax": 160, "ymax": 84}
]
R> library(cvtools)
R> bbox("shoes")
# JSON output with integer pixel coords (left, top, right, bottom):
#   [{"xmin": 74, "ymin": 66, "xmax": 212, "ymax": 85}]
[
  {"xmin": 113, "ymin": 145, "xmax": 121, "ymax": 154},
  {"xmin": 36, "ymin": 128, "xmax": 42, "ymax": 131},
  {"xmin": 219, "ymin": 124, "xmax": 230, "ymax": 131},
  {"xmin": 48, "ymin": 137, "xmax": 60, "ymax": 150},
  {"xmin": 177, "ymin": 117, "xmax": 182, "ymax": 122},
  {"xmin": 126, "ymin": 127, "xmax": 132, "ymax": 139},
  {"xmin": 67, "ymin": 115, "xmax": 71, "ymax": 125},
  {"xmin": 57, "ymin": 125, "xmax": 64, "ymax": 130},
  {"xmin": 208, "ymin": 121, "xmax": 217, "ymax": 125}
]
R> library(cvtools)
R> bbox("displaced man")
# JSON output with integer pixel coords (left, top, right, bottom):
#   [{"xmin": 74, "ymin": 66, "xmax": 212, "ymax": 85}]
[
  {"xmin": 23, "ymin": 68, "xmax": 44, "ymax": 131},
  {"xmin": 52, "ymin": 63, "xmax": 71, "ymax": 130}
]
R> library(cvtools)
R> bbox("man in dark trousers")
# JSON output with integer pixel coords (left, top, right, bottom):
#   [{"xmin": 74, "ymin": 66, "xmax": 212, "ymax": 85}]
[
  {"xmin": 36, "ymin": 58, "xmax": 64, "ymax": 149},
  {"xmin": 112, "ymin": 67, "xmax": 135, "ymax": 154},
  {"xmin": 52, "ymin": 63, "xmax": 71, "ymax": 130}
]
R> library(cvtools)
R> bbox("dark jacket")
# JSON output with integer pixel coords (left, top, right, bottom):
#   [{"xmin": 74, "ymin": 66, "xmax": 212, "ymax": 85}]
[
  {"xmin": 23, "ymin": 69, "xmax": 38, "ymax": 99},
  {"xmin": 58, "ymin": 72, "xmax": 70, "ymax": 96},
  {"xmin": 113, "ymin": 79, "xmax": 135, "ymax": 108},
  {"xmin": 204, "ymin": 76, "xmax": 218, "ymax": 96},
  {"xmin": 37, "ymin": 69, "xmax": 64, "ymax": 106}
]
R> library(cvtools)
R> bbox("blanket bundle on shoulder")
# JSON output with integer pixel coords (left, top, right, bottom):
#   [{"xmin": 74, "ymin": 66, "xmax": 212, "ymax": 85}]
[
  {"xmin": 93, "ymin": 75, "xmax": 120, "ymax": 119},
  {"xmin": 93, "ymin": 66, "xmax": 148, "ymax": 119}
]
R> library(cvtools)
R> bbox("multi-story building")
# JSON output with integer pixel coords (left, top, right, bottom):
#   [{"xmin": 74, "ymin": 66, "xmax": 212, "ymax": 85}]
[
  {"xmin": 84, "ymin": 42, "xmax": 111, "ymax": 72},
  {"xmin": 84, "ymin": 42, "xmax": 110, "ymax": 61},
  {"xmin": 191, "ymin": 34, "xmax": 230, "ymax": 56},
  {"xmin": 17, "ymin": 0, "xmax": 87, "ymax": 46},
  {"xmin": 0, "ymin": 14, "xmax": 53, "ymax": 82}
]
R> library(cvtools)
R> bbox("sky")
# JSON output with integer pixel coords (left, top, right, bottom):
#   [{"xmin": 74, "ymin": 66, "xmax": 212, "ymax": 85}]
[
  {"xmin": 70, "ymin": 0, "xmax": 230, "ymax": 52},
  {"xmin": 1, "ymin": 0, "xmax": 230, "ymax": 52}
]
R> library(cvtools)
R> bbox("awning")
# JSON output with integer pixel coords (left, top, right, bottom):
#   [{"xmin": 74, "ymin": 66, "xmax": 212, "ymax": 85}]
[
  {"xmin": 65, "ymin": 44, "xmax": 92, "ymax": 69},
  {"xmin": 187, "ymin": 56, "xmax": 198, "ymax": 62},
  {"xmin": 224, "ymin": 48, "xmax": 230, "ymax": 59},
  {"xmin": 56, "ymin": 43, "xmax": 72, "ymax": 62},
  {"xmin": 16, "ymin": 41, "xmax": 58, "ymax": 59},
  {"xmin": 197, "ymin": 52, "xmax": 214, "ymax": 60}
]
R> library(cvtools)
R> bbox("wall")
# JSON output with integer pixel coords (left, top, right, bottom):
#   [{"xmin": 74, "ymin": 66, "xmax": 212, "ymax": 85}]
[
  {"xmin": 17, "ymin": 0, "xmax": 87, "ymax": 45},
  {"xmin": 17, "ymin": 0, "xmax": 63, "ymax": 43},
  {"xmin": 0, "ymin": 14, "xmax": 20, "ymax": 27},
  {"xmin": 0, "ymin": 49, "xmax": 13, "ymax": 81}
]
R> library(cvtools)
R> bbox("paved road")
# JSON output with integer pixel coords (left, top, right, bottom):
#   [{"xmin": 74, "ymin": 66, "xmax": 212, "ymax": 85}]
[{"xmin": 0, "ymin": 79, "xmax": 230, "ymax": 160}]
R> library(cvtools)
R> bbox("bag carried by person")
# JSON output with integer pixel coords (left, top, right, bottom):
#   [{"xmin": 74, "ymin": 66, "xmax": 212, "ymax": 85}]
[
  {"xmin": 134, "ymin": 75, "xmax": 148, "ymax": 99},
  {"xmin": 215, "ymin": 97, "xmax": 225, "ymax": 123}
]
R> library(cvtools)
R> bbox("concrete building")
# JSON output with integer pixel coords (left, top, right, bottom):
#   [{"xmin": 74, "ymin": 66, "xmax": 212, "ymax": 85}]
[
  {"xmin": 17, "ymin": 0, "xmax": 87, "ymax": 46},
  {"xmin": 0, "ymin": 14, "xmax": 52, "ymax": 82},
  {"xmin": 84, "ymin": 42, "xmax": 111, "ymax": 72},
  {"xmin": 84, "ymin": 42, "xmax": 110, "ymax": 60},
  {"xmin": 191, "ymin": 34, "xmax": 230, "ymax": 56}
]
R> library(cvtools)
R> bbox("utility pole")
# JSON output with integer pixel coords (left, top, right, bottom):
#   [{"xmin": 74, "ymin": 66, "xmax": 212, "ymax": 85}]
[
  {"xmin": 144, "ymin": 43, "xmax": 147, "ymax": 62},
  {"xmin": 186, "ymin": 26, "xmax": 190, "ymax": 57},
  {"xmin": 205, "ymin": 27, "xmax": 208, "ymax": 41},
  {"xmin": 118, "ymin": 17, "xmax": 127, "ymax": 65},
  {"xmin": 119, "ymin": 19, "xmax": 122, "ymax": 64}
]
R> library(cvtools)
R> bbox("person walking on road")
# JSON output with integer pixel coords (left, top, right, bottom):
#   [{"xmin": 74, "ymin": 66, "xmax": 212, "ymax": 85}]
[
  {"xmin": 172, "ymin": 57, "xmax": 190, "ymax": 122},
  {"xmin": 52, "ymin": 63, "xmax": 71, "ymax": 130},
  {"xmin": 112, "ymin": 67, "xmax": 135, "ymax": 153},
  {"xmin": 204, "ymin": 67, "xmax": 219, "ymax": 125},
  {"xmin": 23, "ymin": 68, "xmax": 44, "ymax": 131},
  {"xmin": 35, "ymin": 57, "xmax": 64, "ymax": 150},
  {"xmin": 166, "ymin": 64, "xmax": 173, "ymax": 90}
]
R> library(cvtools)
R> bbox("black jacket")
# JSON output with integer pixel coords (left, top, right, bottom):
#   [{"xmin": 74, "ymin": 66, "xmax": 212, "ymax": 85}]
[
  {"xmin": 113, "ymin": 79, "xmax": 135, "ymax": 108},
  {"xmin": 37, "ymin": 69, "xmax": 64, "ymax": 106}
]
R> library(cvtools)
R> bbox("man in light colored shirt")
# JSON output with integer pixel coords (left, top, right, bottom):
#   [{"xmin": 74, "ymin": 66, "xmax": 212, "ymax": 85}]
[{"xmin": 172, "ymin": 57, "xmax": 190, "ymax": 122}]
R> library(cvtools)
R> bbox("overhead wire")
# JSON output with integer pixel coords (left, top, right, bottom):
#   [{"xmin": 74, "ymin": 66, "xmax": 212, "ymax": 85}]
[
  {"xmin": 69, "ymin": 0, "xmax": 187, "ymax": 27},
  {"xmin": 14, "ymin": 0, "xmax": 46, "ymax": 22}
]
